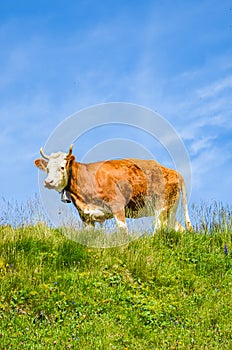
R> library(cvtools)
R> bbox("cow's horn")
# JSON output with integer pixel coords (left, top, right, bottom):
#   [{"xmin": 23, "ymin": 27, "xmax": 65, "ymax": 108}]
[
  {"xmin": 68, "ymin": 144, "xmax": 74, "ymax": 156},
  {"xmin": 40, "ymin": 148, "xmax": 50, "ymax": 160}
]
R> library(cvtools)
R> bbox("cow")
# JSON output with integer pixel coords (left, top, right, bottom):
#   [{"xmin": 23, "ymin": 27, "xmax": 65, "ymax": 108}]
[{"xmin": 34, "ymin": 145, "xmax": 193, "ymax": 232}]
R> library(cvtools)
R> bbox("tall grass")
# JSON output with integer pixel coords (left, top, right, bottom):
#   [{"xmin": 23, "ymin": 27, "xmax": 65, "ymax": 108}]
[
  {"xmin": 0, "ymin": 198, "xmax": 232, "ymax": 349},
  {"xmin": 0, "ymin": 195, "xmax": 50, "ymax": 227},
  {"xmin": 190, "ymin": 201, "xmax": 232, "ymax": 233}
]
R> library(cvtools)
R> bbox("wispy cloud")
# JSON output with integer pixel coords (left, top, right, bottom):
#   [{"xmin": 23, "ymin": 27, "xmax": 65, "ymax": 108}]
[
  {"xmin": 197, "ymin": 75, "xmax": 232, "ymax": 99},
  {"xmin": 189, "ymin": 136, "xmax": 217, "ymax": 156}
]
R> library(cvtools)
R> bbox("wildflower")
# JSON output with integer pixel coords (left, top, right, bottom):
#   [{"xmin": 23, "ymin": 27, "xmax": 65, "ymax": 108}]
[{"xmin": 224, "ymin": 244, "xmax": 229, "ymax": 256}]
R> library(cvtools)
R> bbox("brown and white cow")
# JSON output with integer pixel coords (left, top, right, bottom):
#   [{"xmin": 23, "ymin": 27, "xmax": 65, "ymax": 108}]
[{"xmin": 34, "ymin": 145, "xmax": 193, "ymax": 232}]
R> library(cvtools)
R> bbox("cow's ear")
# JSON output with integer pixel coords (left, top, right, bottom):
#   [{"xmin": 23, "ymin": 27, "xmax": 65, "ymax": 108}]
[
  {"xmin": 34, "ymin": 158, "xmax": 48, "ymax": 171},
  {"xmin": 66, "ymin": 154, "xmax": 76, "ymax": 168}
]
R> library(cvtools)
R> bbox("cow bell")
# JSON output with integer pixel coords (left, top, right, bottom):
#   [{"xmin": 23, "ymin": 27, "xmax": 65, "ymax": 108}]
[{"xmin": 61, "ymin": 190, "xmax": 72, "ymax": 203}]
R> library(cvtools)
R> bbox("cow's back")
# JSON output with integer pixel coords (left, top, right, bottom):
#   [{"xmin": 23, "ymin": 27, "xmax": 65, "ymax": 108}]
[{"xmin": 83, "ymin": 159, "xmax": 167, "ymax": 214}]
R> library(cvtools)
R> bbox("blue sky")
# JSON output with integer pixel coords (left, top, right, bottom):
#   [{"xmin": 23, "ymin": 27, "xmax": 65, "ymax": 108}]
[{"xmin": 0, "ymin": 0, "xmax": 232, "ymax": 205}]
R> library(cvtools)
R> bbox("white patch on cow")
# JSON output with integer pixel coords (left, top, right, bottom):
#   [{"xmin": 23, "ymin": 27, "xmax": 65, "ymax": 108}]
[{"xmin": 84, "ymin": 206, "xmax": 105, "ymax": 218}]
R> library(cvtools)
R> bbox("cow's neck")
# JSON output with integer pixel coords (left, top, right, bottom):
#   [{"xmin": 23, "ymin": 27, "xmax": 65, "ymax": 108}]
[
  {"xmin": 64, "ymin": 162, "xmax": 89, "ymax": 208},
  {"xmin": 66, "ymin": 166, "xmax": 73, "ymax": 190},
  {"xmin": 65, "ymin": 162, "xmax": 80, "ymax": 194}
]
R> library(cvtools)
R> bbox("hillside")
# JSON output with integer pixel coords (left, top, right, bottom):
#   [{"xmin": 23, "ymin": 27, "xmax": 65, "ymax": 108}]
[{"xmin": 0, "ymin": 203, "xmax": 232, "ymax": 349}]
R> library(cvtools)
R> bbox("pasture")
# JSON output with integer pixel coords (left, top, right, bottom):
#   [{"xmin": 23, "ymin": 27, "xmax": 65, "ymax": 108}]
[{"xmin": 0, "ymin": 200, "xmax": 232, "ymax": 349}]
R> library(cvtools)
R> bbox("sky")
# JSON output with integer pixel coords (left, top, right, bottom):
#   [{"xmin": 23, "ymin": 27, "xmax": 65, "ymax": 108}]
[{"xmin": 0, "ymin": 0, "xmax": 232, "ymax": 210}]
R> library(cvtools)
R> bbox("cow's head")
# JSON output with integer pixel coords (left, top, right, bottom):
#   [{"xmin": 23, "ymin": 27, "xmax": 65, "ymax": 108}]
[{"xmin": 34, "ymin": 145, "xmax": 75, "ymax": 192}]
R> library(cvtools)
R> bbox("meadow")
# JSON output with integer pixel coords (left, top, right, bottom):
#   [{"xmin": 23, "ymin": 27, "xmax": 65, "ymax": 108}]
[{"xmin": 0, "ymin": 199, "xmax": 232, "ymax": 349}]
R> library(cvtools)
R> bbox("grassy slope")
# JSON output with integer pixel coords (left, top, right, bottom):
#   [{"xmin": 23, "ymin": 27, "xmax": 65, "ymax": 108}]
[{"xmin": 0, "ymin": 224, "xmax": 232, "ymax": 349}]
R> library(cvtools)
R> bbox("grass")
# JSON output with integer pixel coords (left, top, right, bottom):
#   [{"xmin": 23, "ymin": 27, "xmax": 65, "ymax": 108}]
[{"xmin": 0, "ymin": 200, "xmax": 232, "ymax": 349}]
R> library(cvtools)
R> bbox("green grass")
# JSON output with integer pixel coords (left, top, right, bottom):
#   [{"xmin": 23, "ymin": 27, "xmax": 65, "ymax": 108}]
[{"xmin": 0, "ymin": 203, "xmax": 232, "ymax": 349}]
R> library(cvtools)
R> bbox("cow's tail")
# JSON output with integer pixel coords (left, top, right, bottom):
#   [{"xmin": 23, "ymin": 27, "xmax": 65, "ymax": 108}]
[{"xmin": 179, "ymin": 175, "xmax": 193, "ymax": 231}]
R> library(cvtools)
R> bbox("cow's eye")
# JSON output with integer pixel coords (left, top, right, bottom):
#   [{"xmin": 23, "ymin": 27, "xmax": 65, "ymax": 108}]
[{"xmin": 61, "ymin": 166, "xmax": 65, "ymax": 171}]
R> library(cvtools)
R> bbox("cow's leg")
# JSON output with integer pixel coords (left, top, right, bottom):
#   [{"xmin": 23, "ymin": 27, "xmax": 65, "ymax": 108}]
[
  {"xmin": 77, "ymin": 210, "xmax": 95, "ymax": 230},
  {"xmin": 175, "ymin": 221, "xmax": 185, "ymax": 232},
  {"xmin": 153, "ymin": 209, "xmax": 164, "ymax": 231},
  {"xmin": 160, "ymin": 182, "xmax": 185, "ymax": 232},
  {"xmin": 154, "ymin": 209, "xmax": 168, "ymax": 233},
  {"xmin": 113, "ymin": 209, "xmax": 128, "ymax": 231},
  {"xmin": 167, "ymin": 193, "xmax": 186, "ymax": 232},
  {"xmin": 166, "ymin": 195, "xmax": 181, "ymax": 231},
  {"xmin": 179, "ymin": 174, "xmax": 193, "ymax": 231},
  {"xmin": 154, "ymin": 209, "xmax": 183, "ymax": 233},
  {"xmin": 153, "ymin": 198, "xmax": 182, "ymax": 233}
]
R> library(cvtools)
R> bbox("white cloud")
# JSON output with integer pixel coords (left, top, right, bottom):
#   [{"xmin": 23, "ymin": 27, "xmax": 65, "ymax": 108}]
[
  {"xmin": 189, "ymin": 136, "xmax": 217, "ymax": 156},
  {"xmin": 197, "ymin": 75, "xmax": 232, "ymax": 99}
]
